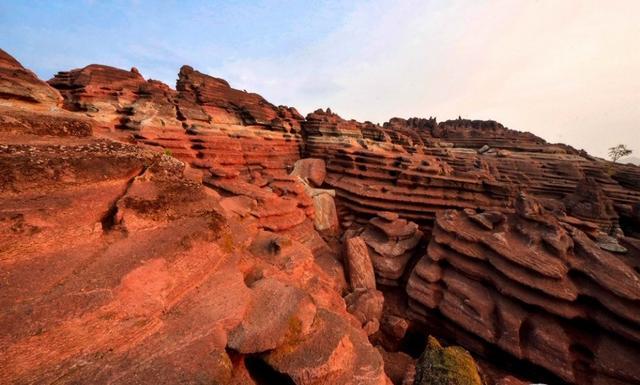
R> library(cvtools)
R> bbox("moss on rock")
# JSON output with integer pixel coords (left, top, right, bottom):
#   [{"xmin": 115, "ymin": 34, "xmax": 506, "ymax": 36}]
[{"xmin": 414, "ymin": 336, "xmax": 484, "ymax": 385}]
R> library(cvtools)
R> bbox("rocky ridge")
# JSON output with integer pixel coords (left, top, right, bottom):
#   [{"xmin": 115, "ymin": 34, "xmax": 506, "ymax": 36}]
[{"xmin": 1, "ymin": 48, "xmax": 639, "ymax": 385}]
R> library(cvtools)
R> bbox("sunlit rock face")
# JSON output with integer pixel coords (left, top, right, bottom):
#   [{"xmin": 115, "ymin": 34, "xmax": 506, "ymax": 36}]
[
  {"xmin": 1, "ymin": 48, "xmax": 640, "ymax": 385},
  {"xmin": 0, "ymin": 48, "xmax": 63, "ymax": 107}
]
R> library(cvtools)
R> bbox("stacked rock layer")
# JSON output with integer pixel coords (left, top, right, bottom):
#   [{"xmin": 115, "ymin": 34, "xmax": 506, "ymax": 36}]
[
  {"xmin": 48, "ymin": 63, "xmax": 304, "ymax": 183},
  {"xmin": 407, "ymin": 194, "xmax": 640, "ymax": 385},
  {"xmin": 302, "ymin": 111, "xmax": 640, "ymax": 233},
  {"xmin": 1, "ymin": 47, "xmax": 639, "ymax": 385}
]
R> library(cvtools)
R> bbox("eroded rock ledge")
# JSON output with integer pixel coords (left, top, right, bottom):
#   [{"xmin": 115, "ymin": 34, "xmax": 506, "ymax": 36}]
[{"xmin": 1, "ymin": 47, "xmax": 639, "ymax": 385}]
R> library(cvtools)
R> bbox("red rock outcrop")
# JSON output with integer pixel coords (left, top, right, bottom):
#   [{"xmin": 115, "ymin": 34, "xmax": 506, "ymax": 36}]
[
  {"xmin": 2, "ymin": 47, "xmax": 640, "ymax": 385},
  {"xmin": 48, "ymin": 64, "xmax": 146, "ymax": 113},
  {"xmin": 303, "ymin": 110, "xmax": 511, "ymax": 230},
  {"xmin": 358, "ymin": 213, "xmax": 424, "ymax": 286},
  {"xmin": 176, "ymin": 65, "xmax": 302, "ymax": 130},
  {"xmin": 0, "ymin": 50, "xmax": 91, "ymax": 138},
  {"xmin": 48, "ymin": 62, "xmax": 304, "ymax": 181},
  {"xmin": 1, "ymin": 50, "xmax": 391, "ymax": 385},
  {"xmin": 303, "ymin": 111, "xmax": 640, "ymax": 236},
  {"xmin": 407, "ymin": 193, "xmax": 640, "ymax": 385},
  {"xmin": 0, "ymin": 48, "xmax": 62, "ymax": 107}
]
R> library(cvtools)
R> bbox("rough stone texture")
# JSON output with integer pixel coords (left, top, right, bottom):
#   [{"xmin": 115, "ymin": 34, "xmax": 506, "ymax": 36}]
[
  {"xmin": 302, "ymin": 110, "xmax": 511, "ymax": 227},
  {"xmin": 413, "ymin": 336, "xmax": 483, "ymax": 385},
  {"xmin": 360, "ymin": 214, "xmax": 424, "ymax": 286},
  {"xmin": 48, "ymin": 61, "xmax": 304, "ymax": 182},
  {"xmin": 227, "ymin": 278, "xmax": 317, "ymax": 353},
  {"xmin": 300, "ymin": 107, "xmax": 640, "ymax": 385},
  {"xmin": 345, "ymin": 288, "xmax": 384, "ymax": 335},
  {"xmin": 407, "ymin": 194, "xmax": 640, "ymax": 385},
  {"xmin": 1, "ymin": 48, "xmax": 640, "ymax": 385},
  {"xmin": 345, "ymin": 236, "xmax": 377, "ymax": 290},
  {"xmin": 0, "ymin": 49, "xmax": 63, "ymax": 107},
  {"xmin": 302, "ymin": 111, "xmax": 640, "ymax": 236},
  {"xmin": 48, "ymin": 64, "xmax": 146, "ymax": 113},
  {"xmin": 312, "ymin": 191, "xmax": 339, "ymax": 233},
  {"xmin": 0, "ymin": 138, "xmax": 255, "ymax": 384},
  {"xmin": 176, "ymin": 65, "xmax": 303, "ymax": 130},
  {"xmin": 1, "ymin": 52, "xmax": 391, "ymax": 385},
  {"xmin": 291, "ymin": 158, "xmax": 327, "ymax": 187},
  {"xmin": 264, "ymin": 308, "xmax": 391, "ymax": 385}
]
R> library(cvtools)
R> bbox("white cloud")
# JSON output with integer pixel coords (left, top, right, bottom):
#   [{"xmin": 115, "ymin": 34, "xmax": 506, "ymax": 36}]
[{"xmin": 208, "ymin": 0, "xmax": 639, "ymax": 158}]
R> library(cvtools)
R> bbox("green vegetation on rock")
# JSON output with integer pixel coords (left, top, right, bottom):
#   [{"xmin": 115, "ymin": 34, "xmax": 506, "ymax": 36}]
[{"xmin": 413, "ymin": 336, "xmax": 484, "ymax": 385}]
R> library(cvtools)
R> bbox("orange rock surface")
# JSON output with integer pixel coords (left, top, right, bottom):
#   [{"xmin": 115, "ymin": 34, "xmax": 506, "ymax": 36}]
[{"xmin": 1, "ymin": 48, "xmax": 639, "ymax": 385}]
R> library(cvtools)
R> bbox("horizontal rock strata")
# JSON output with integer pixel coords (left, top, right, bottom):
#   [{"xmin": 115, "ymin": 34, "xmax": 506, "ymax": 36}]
[
  {"xmin": 407, "ymin": 194, "xmax": 640, "ymax": 385},
  {"xmin": 1, "ymin": 47, "xmax": 639, "ymax": 385}
]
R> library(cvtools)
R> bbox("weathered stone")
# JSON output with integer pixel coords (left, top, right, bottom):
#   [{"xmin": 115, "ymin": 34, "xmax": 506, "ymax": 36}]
[
  {"xmin": 228, "ymin": 278, "xmax": 316, "ymax": 353},
  {"xmin": 291, "ymin": 158, "xmax": 327, "ymax": 187},
  {"xmin": 0, "ymin": 49, "xmax": 62, "ymax": 106},
  {"xmin": 360, "ymin": 214, "xmax": 423, "ymax": 285},
  {"xmin": 345, "ymin": 236, "xmax": 377, "ymax": 290},
  {"xmin": 265, "ymin": 309, "xmax": 390, "ymax": 385},
  {"xmin": 312, "ymin": 192, "xmax": 339, "ymax": 233},
  {"xmin": 407, "ymin": 194, "xmax": 640, "ymax": 385},
  {"xmin": 345, "ymin": 288, "xmax": 384, "ymax": 335}
]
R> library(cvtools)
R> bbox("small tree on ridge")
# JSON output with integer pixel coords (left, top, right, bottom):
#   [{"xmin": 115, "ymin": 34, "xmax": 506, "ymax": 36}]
[{"xmin": 608, "ymin": 144, "xmax": 632, "ymax": 163}]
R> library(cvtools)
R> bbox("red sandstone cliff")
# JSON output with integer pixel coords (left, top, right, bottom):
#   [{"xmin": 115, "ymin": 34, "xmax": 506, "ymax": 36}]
[{"xmin": 1, "ymin": 48, "xmax": 639, "ymax": 385}]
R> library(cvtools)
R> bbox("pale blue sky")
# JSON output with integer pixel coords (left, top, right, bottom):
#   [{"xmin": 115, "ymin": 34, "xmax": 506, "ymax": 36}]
[
  {"xmin": 0, "ymin": 1, "xmax": 355, "ymax": 83},
  {"xmin": 1, "ymin": 0, "xmax": 638, "ymax": 158}
]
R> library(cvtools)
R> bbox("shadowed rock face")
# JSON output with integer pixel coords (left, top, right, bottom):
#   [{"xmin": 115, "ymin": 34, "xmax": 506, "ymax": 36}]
[
  {"xmin": 1, "ymin": 48, "xmax": 640, "ymax": 385},
  {"xmin": 407, "ymin": 194, "xmax": 640, "ymax": 385}
]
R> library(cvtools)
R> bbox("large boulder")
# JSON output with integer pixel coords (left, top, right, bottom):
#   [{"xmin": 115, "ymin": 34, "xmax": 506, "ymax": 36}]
[
  {"xmin": 312, "ymin": 192, "xmax": 339, "ymax": 233},
  {"xmin": 291, "ymin": 158, "xmax": 327, "ymax": 187},
  {"xmin": 264, "ymin": 308, "xmax": 390, "ymax": 385}
]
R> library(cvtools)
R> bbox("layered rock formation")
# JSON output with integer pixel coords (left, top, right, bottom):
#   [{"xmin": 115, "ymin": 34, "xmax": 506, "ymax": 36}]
[
  {"xmin": 358, "ymin": 212, "xmax": 424, "ymax": 286},
  {"xmin": 302, "ymin": 111, "xmax": 640, "ymax": 233},
  {"xmin": 0, "ymin": 48, "xmax": 62, "ymax": 107},
  {"xmin": 407, "ymin": 194, "xmax": 640, "ymax": 385},
  {"xmin": 303, "ymin": 110, "xmax": 513, "ymax": 230},
  {"xmin": 2, "ymin": 48, "xmax": 639, "ymax": 385},
  {"xmin": 48, "ymin": 62, "xmax": 304, "ymax": 181},
  {"xmin": 1, "ymin": 49, "xmax": 389, "ymax": 385}
]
